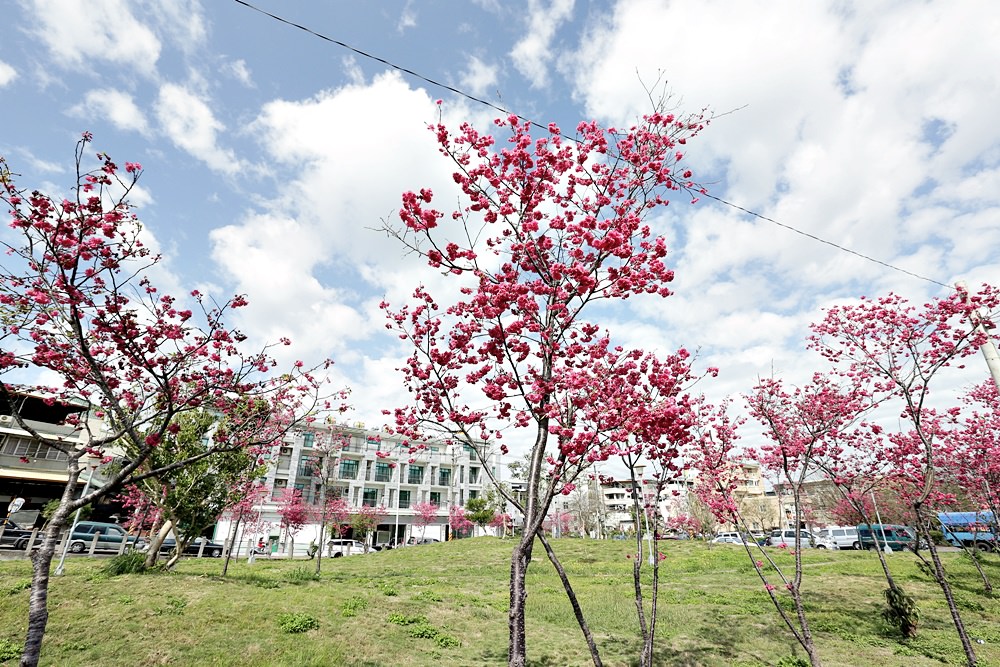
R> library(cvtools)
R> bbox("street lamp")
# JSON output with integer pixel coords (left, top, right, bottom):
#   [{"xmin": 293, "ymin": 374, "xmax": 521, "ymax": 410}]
[{"xmin": 55, "ymin": 461, "xmax": 99, "ymax": 576}]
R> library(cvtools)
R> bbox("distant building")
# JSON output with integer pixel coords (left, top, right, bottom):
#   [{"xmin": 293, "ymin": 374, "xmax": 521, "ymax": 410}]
[
  {"xmin": 0, "ymin": 389, "xmax": 110, "ymax": 527},
  {"xmin": 215, "ymin": 421, "xmax": 498, "ymax": 554}
]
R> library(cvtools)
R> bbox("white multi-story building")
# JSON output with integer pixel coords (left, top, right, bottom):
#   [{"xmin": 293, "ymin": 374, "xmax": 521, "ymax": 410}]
[{"xmin": 216, "ymin": 421, "xmax": 499, "ymax": 554}]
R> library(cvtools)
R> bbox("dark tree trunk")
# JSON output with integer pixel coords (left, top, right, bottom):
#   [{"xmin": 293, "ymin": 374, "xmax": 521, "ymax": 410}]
[
  {"xmin": 508, "ymin": 536, "xmax": 534, "ymax": 667},
  {"xmin": 536, "ymin": 533, "xmax": 603, "ymax": 666}
]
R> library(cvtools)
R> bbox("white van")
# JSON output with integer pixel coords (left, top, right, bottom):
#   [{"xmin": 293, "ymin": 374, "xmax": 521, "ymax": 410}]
[{"xmin": 816, "ymin": 526, "xmax": 860, "ymax": 550}]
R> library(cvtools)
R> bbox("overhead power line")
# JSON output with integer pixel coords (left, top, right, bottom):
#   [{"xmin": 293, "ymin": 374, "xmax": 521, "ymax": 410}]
[{"xmin": 232, "ymin": 0, "xmax": 952, "ymax": 290}]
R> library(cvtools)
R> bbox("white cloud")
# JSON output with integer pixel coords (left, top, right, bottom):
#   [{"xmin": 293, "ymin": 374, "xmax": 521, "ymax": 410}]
[
  {"xmin": 70, "ymin": 88, "xmax": 149, "ymax": 135},
  {"xmin": 155, "ymin": 83, "xmax": 241, "ymax": 174},
  {"xmin": 0, "ymin": 60, "xmax": 16, "ymax": 87},
  {"xmin": 27, "ymin": 0, "xmax": 161, "ymax": 75},
  {"xmin": 224, "ymin": 59, "xmax": 254, "ymax": 88},
  {"xmin": 398, "ymin": 0, "xmax": 417, "ymax": 33},
  {"xmin": 460, "ymin": 56, "xmax": 499, "ymax": 97},
  {"xmin": 142, "ymin": 0, "xmax": 207, "ymax": 52},
  {"xmin": 510, "ymin": 0, "xmax": 575, "ymax": 88}
]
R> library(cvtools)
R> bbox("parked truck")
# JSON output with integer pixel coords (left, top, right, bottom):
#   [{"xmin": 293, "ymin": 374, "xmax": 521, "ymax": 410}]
[{"xmin": 937, "ymin": 511, "xmax": 997, "ymax": 551}]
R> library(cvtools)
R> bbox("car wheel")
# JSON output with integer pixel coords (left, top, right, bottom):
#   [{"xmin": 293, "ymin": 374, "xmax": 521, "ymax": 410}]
[
  {"xmin": 14, "ymin": 539, "xmax": 27, "ymax": 550},
  {"xmin": 70, "ymin": 541, "xmax": 86, "ymax": 554},
  {"xmin": 867, "ymin": 544, "xmax": 879, "ymax": 552},
  {"xmin": 332, "ymin": 552, "xmax": 343, "ymax": 558},
  {"xmin": 817, "ymin": 545, "xmax": 827, "ymax": 549},
  {"xmin": 210, "ymin": 548, "xmax": 222, "ymax": 558},
  {"xmin": 852, "ymin": 541, "xmax": 861, "ymax": 550}
]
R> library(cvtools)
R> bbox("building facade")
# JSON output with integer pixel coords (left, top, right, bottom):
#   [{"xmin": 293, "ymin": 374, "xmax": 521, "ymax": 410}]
[{"xmin": 216, "ymin": 421, "xmax": 499, "ymax": 554}]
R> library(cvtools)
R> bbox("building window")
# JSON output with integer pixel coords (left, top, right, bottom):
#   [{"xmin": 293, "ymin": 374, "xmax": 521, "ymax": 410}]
[
  {"xmin": 1, "ymin": 436, "xmax": 69, "ymax": 461},
  {"xmin": 408, "ymin": 465, "xmax": 424, "ymax": 485},
  {"xmin": 362, "ymin": 488, "xmax": 379, "ymax": 507},
  {"xmin": 469, "ymin": 490, "xmax": 478, "ymax": 500},
  {"xmin": 339, "ymin": 460, "xmax": 359, "ymax": 480},
  {"xmin": 399, "ymin": 490, "xmax": 411, "ymax": 509},
  {"xmin": 303, "ymin": 432, "xmax": 315, "ymax": 447},
  {"xmin": 374, "ymin": 462, "xmax": 392, "ymax": 483},
  {"xmin": 429, "ymin": 492, "xmax": 441, "ymax": 505},
  {"xmin": 469, "ymin": 467, "xmax": 479, "ymax": 485},
  {"xmin": 438, "ymin": 469, "xmax": 451, "ymax": 486}
]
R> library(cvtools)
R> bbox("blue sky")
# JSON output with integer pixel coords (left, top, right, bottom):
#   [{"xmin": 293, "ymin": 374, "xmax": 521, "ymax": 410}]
[{"xmin": 2, "ymin": 0, "xmax": 999, "ymax": 461}]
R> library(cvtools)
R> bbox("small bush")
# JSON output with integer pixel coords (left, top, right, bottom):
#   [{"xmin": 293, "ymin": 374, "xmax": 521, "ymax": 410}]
[
  {"xmin": 341, "ymin": 595, "xmax": 368, "ymax": 617},
  {"xmin": 116, "ymin": 595, "xmax": 135, "ymax": 605},
  {"xmin": 0, "ymin": 638, "xmax": 21, "ymax": 661},
  {"xmin": 407, "ymin": 624, "xmax": 439, "ymax": 639},
  {"xmin": 277, "ymin": 612, "xmax": 320, "ymax": 634},
  {"xmin": 435, "ymin": 634, "xmax": 461, "ymax": 648},
  {"xmin": 102, "ymin": 551, "xmax": 147, "ymax": 576},
  {"xmin": 776, "ymin": 656, "xmax": 809, "ymax": 667},
  {"xmin": 377, "ymin": 581, "xmax": 398, "ymax": 596}
]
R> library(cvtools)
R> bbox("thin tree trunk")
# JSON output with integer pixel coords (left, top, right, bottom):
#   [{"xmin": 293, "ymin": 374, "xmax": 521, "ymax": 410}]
[
  {"xmin": 20, "ymin": 472, "xmax": 78, "ymax": 667},
  {"xmin": 536, "ymin": 532, "xmax": 603, "ymax": 666},
  {"xmin": 508, "ymin": 536, "xmax": 533, "ymax": 667},
  {"xmin": 221, "ymin": 508, "xmax": 243, "ymax": 577},
  {"xmin": 918, "ymin": 519, "xmax": 977, "ymax": 666}
]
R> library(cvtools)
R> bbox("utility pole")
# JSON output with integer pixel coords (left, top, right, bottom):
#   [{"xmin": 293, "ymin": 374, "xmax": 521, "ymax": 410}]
[{"xmin": 956, "ymin": 281, "xmax": 1000, "ymax": 392}]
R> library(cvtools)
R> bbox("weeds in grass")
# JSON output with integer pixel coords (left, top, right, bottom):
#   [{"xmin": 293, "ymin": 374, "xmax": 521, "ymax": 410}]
[
  {"xmin": 116, "ymin": 595, "xmax": 135, "ymax": 605},
  {"xmin": 377, "ymin": 581, "xmax": 398, "ymax": 596},
  {"xmin": 436, "ymin": 634, "xmax": 461, "ymax": 648},
  {"xmin": 341, "ymin": 595, "xmax": 368, "ymax": 617},
  {"xmin": 277, "ymin": 612, "xmax": 320, "ymax": 633},
  {"xmin": 0, "ymin": 638, "xmax": 21, "ymax": 661},
  {"xmin": 285, "ymin": 567, "xmax": 319, "ymax": 584},
  {"xmin": 775, "ymin": 656, "xmax": 809, "ymax": 667},
  {"xmin": 413, "ymin": 590, "xmax": 442, "ymax": 603},
  {"xmin": 387, "ymin": 613, "xmax": 427, "ymax": 626},
  {"xmin": 3, "ymin": 580, "xmax": 30, "ymax": 596},
  {"xmin": 153, "ymin": 596, "xmax": 187, "ymax": 616}
]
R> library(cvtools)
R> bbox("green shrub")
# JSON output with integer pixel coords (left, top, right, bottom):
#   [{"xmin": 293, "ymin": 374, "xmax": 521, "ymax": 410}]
[
  {"xmin": 0, "ymin": 638, "xmax": 21, "ymax": 662},
  {"xmin": 407, "ymin": 624, "xmax": 439, "ymax": 639},
  {"xmin": 377, "ymin": 581, "xmax": 398, "ymax": 596},
  {"xmin": 277, "ymin": 612, "xmax": 320, "ymax": 633},
  {"xmin": 435, "ymin": 634, "xmax": 461, "ymax": 648},
  {"xmin": 102, "ymin": 551, "xmax": 147, "ymax": 576},
  {"xmin": 153, "ymin": 596, "xmax": 187, "ymax": 616},
  {"xmin": 341, "ymin": 595, "xmax": 368, "ymax": 617}
]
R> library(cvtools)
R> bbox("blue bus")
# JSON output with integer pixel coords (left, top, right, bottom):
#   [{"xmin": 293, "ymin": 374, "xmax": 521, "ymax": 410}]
[{"xmin": 937, "ymin": 511, "xmax": 997, "ymax": 550}]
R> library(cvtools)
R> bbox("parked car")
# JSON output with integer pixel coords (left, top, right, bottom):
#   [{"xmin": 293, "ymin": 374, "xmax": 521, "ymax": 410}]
[
  {"xmin": 766, "ymin": 529, "xmax": 839, "ymax": 550},
  {"xmin": 816, "ymin": 525, "xmax": 861, "ymax": 550},
  {"xmin": 66, "ymin": 521, "xmax": 145, "ymax": 553},
  {"xmin": 856, "ymin": 524, "xmax": 914, "ymax": 552},
  {"xmin": 0, "ymin": 519, "xmax": 44, "ymax": 550},
  {"xmin": 326, "ymin": 538, "xmax": 366, "ymax": 557},
  {"xmin": 405, "ymin": 537, "xmax": 440, "ymax": 546},
  {"xmin": 157, "ymin": 537, "xmax": 225, "ymax": 558},
  {"xmin": 712, "ymin": 532, "xmax": 748, "ymax": 544}
]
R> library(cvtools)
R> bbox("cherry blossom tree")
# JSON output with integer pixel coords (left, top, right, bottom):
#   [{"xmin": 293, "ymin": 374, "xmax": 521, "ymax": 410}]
[
  {"xmin": 220, "ymin": 480, "xmax": 269, "ymax": 576},
  {"xmin": 411, "ymin": 500, "xmax": 439, "ymax": 542},
  {"xmin": 383, "ymin": 103, "xmax": 709, "ymax": 666},
  {"xmin": 809, "ymin": 287, "xmax": 1000, "ymax": 667},
  {"xmin": 0, "ymin": 136, "xmax": 341, "ymax": 667},
  {"xmin": 276, "ymin": 488, "xmax": 310, "ymax": 556},
  {"xmin": 351, "ymin": 504, "xmax": 387, "ymax": 552},
  {"xmin": 448, "ymin": 504, "xmax": 474, "ymax": 538}
]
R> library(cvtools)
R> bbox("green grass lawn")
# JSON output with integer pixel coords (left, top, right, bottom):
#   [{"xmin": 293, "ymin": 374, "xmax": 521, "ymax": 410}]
[{"xmin": 1, "ymin": 538, "xmax": 999, "ymax": 666}]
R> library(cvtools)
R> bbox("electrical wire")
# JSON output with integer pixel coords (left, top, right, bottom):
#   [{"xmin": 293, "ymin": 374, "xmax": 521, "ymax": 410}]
[{"xmin": 232, "ymin": 0, "xmax": 953, "ymax": 290}]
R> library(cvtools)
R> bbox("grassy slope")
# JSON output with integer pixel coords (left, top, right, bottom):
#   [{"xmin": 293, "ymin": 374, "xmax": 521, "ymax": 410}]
[{"xmin": 1, "ymin": 538, "xmax": 998, "ymax": 666}]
